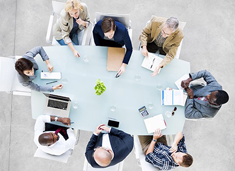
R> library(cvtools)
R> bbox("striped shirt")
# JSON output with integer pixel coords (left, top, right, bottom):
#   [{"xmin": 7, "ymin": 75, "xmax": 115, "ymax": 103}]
[
  {"xmin": 146, "ymin": 136, "xmax": 187, "ymax": 170},
  {"xmin": 154, "ymin": 31, "xmax": 167, "ymax": 47}
]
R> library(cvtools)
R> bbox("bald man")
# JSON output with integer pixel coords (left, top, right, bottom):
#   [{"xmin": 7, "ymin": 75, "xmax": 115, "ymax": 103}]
[
  {"xmin": 34, "ymin": 115, "xmax": 76, "ymax": 155},
  {"xmin": 85, "ymin": 124, "xmax": 133, "ymax": 168}
]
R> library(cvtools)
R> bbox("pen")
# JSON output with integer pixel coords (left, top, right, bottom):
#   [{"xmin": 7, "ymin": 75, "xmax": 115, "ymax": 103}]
[
  {"xmin": 150, "ymin": 58, "xmax": 155, "ymax": 69},
  {"xmin": 46, "ymin": 80, "xmax": 57, "ymax": 85},
  {"xmin": 71, "ymin": 122, "xmax": 74, "ymax": 124}
]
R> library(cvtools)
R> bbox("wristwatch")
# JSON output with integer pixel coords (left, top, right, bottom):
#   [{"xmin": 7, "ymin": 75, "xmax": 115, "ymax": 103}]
[
  {"xmin": 55, "ymin": 117, "xmax": 58, "ymax": 122},
  {"xmin": 152, "ymin": 139, "xmax": 157, "ymax": 142}
]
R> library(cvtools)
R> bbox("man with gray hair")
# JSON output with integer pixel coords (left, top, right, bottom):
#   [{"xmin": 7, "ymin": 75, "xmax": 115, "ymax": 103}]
[
  {"xmin": 139, "ymin": 16, "xmax": 184, "ymax": 76},
  {"xmin": 85, "ymin": 124, "xmax": 133, "ymax": 168}
]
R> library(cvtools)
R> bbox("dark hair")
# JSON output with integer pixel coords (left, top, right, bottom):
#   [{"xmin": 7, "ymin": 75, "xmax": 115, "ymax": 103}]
[
  {"xmin": 101, "ymin": 17, "xmax": 116, "ymax": 33},
  {"xmin": 215, "ymin": 90, "xmax": 229, "ymax": 105},
  {"xmin": 15, "ymin": 58, "xmax": 33, "ymax": 75},
  {"xmin": 39, "ymin": 133, "xmax": 53, "ymax": 146},
  {"xmin": 181, "ymin": 153, "xmax": 193, "ymax": 167}
]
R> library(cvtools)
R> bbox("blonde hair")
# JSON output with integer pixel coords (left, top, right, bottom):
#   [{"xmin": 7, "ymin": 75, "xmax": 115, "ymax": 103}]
[{"xmin": 65, "ymin": 0, "xmax": 83, "ymax": 12}]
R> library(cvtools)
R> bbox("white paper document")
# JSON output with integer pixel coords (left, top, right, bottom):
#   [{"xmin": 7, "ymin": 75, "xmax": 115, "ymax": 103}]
[
  {"xmin": 144, "ymin": 114, "xmax": 167, "ymax": 133},
  {"xmin": 175, "ymin": 74, "xmax": 189, "ymax": 90},
  {"xmin": 161, "ymin": 89, "xmax": 186, "ymax": 106},
  {"xmin": 40, "ymin": 72, "xmax": 61, "ymax": 79},
  {"xmin": 141, "ymin": 53, "xmax": 163, "ymax": 72}
]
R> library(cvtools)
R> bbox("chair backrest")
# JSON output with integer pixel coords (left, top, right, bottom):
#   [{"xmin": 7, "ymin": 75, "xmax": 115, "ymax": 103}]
[
  {"xmin": 95, "ymin": 12, "xmax": 131, "ymax": 29},
  {"xmin": 52, "ymin": 1, "xmax": 66, "ymax": 16},
  {"xmin": 34, "ymin": 148, "xmax": 72, "ymax": 163},
  {"xmin": 83, "ymin": 158, "xmax": 124, "ymax": 171},
  {"xmin": 0, "ymin": 57, "xmax": 15, "ymax": 92}
]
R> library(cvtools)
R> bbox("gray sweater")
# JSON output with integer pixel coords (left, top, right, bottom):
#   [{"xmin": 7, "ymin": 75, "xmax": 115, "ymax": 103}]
[
  {"xmin": 17, "ymin": 46, "xmax": 54, "ymax": 92},
  {"xmin": 185, "ymin": 70, "xmax": 222, "ymax": 119}
]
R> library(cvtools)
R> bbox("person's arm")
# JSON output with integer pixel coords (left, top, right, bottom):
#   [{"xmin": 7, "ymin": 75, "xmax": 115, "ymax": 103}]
[
  {"xmin": 146, "ymin": 128, "xmax": 162, "ymax": 155},
  {"xmin": 169, "ymin": 132, "xmax": 183, "ymax": 152},
  {"xmin": 185, "ymin": 98, "xmax": 204, "ymax": 119},
  {"xmin": 78, "ymin": 3, "xmax": 90, "ymax": 30},
  {"xmin": 122, "ymin": 28, "xmax": 133, "ymax": 65},
  {"xmin": 22, "ymin": 81, "xmax": 62, "ymax": 92},
  {"xmin": 93, "ymin": 24, "xmax": 101, "ymax": 46},
  {"xmin": 190, "ymin": 70, "xmax": 220, "ymax": 86},
  {"xmin": 158, "ymin": 30, "xmax": 184, "ymax": 68},
  {"xmin": 25, "ymin": 46, "xmax": 49, "ymax": 61},
  {"xmin": 62, "ymin": 128, "xmax": 76, "ymax": 150}
]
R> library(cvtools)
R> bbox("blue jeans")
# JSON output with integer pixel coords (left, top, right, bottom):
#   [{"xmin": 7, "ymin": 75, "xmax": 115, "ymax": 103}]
[{"xmin": 56, "ymin": 29, "xmax": 84, "ymax": 46}]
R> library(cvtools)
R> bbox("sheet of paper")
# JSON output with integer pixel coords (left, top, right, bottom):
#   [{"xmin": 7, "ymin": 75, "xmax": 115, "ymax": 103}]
[
  {"xmin": 144, "ymin": 114, "xmax": 166, "ymax": 133},
  {"xmin": 162, "ymin": 90, "xmax": 173, "ymax": 105},
  {"xmin": 175, "ymin": 74, "xmax": 189, "ymax": 90},
  {"xmin": 173, "ymin": 90, "xmax": 183, "ymax": 105},
  {"xmin": 141, "ymin": 53, "xmax": 163, "ymax": 72}
]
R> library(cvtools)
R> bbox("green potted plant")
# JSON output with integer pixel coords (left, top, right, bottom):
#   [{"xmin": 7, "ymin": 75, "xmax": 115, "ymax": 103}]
[{"xmin": 94, "ymin": 79, "xmax": 106, "ymax": 95}]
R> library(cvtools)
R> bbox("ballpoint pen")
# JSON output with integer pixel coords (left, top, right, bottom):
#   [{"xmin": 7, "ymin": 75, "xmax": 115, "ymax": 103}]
[
  {"xmin": 46, "ymin": 80, "xmax": 57, "ymax": 85},
  {"xmin": 150, "ymin": 58, "xmax": 155, "ymax": 69}
]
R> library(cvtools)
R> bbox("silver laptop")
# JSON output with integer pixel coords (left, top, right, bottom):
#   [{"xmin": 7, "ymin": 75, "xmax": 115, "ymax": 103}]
[{"xmin": 43, "ymin": 93, "xmax": 71, "ymax": 118}]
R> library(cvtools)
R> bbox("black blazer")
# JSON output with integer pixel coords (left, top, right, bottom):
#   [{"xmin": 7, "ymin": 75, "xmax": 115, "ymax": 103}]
[{"xmin": 85, "ymin": 128, "xmax": 133, "ymax": 168}]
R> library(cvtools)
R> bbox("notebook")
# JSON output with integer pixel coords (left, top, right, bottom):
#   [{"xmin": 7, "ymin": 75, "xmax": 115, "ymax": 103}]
[
  {"xmin": 161, "ymin": 89, "xmax": 187, "ymax": 106},
  {"xmin": 144, "ymin": 114, "xmax": 167, "ymax": 133},
  {"xmin": 175, "ymin": 74, "xmax": 189, "ymax": 90},
  {"xmin": 141, "ymin": 53, "xmax": 163, "ymax": 72},
  {"xmin": 107, "ymin": 47, "xmax": 125, "ymax": 71},
  {"xmin": 40, "ymin": 72, "xmax": 61, "ymax": 79}
]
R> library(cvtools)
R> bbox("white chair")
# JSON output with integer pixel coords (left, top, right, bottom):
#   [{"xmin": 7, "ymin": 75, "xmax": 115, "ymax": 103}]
[
  {"xmin": 89, "ymin": 12, "xmax": 132, "ymax": 46},
  {"xmin": 0, "ymin": 56, "xmax": 31, "ymax": 96},
  {"xmin": 133, "ymin": 135, "xmax": 175, "ymax": 171},
  {"xmin": 139, "ymin": 16, "xmax": 186, "ymax": 59},
  {"xmin": 83, "ymin": 158, "xmax": 124, "ymax": 171},
  {"xmin": 34, "ymin": 129, "xmax": 80, "ymax": 163},
  {"xmin": 46, "ymin": 1, "xmax": 91, "ymax": 46}
]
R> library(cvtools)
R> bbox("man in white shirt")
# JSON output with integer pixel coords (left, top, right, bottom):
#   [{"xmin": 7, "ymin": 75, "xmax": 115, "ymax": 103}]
[{"xmin": 34, "ymin": 115, "xmax": 76, "ymax": 156}]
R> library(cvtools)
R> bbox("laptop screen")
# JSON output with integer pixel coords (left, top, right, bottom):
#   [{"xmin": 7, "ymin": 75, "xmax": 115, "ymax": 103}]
[{"xmin": 43, "ymin": 93, "xmax": 71, "ymax": 102}]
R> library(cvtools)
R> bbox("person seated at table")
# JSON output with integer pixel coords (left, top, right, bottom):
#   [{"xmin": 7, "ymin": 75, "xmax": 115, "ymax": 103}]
[
  {"xmin": 15, "ymin": 46, "xmax": 63, "ymax": 92},
  {"xmin": 139, "ymin": 16, "xmax": 184, "ymax": 76},
  {"xmin": 93, "ymin": 17, "xmax": 133, "ymax": 76},
  {"xmin": 139, "ymin": 129, "xmax": 193, "ymax": 170},
  {"xmin": 53, "ymin": 0, "xmax": 90, "ymax": 57},
  {"xmin": 34, "ymin": 115, "xmax": 76, "ymax": 156},
  {"xmin": 181, "ymin": 70, "xmax": 229, "ymax": 119},
  {"xmin": 85, "ymin": 124, "xmax": 133, "ymax": 168}
]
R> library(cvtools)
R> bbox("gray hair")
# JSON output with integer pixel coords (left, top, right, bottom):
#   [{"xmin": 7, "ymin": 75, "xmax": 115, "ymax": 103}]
[{"xmin": 165, "ymin": 17, "xmax": 179, "ymax": 31}]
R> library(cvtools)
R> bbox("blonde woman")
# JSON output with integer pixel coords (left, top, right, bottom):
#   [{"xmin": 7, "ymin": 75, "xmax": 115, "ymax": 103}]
[{"xmin": 53, "ymin": 0, "xmax": 90, "ymax": 57}]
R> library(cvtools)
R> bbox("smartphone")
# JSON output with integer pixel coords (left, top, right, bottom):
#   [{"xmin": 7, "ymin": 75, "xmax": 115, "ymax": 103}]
[
  {"xmin": 138, "ymin": 106, "xmax": 149, "ymax": 117},
  {"xmin": 108, "ymin": 120, "xmax": 119, "ymax": 128}
]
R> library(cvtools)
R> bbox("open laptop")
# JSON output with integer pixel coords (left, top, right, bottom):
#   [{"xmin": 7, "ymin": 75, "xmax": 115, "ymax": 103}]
[{"xmin": 43, "ymin": 93, "xmax": 71, "ymax": 118}]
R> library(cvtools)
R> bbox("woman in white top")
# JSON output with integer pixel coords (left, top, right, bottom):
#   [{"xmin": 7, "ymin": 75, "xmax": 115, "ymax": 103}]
[{"xmin": 53, "ymin": 0, "xmax": 90, "ymax": 57}]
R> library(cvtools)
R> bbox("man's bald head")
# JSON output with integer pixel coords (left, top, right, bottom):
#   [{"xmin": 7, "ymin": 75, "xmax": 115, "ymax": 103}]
[
  {"xmin": 38, "ymin": 133, "xmax": 57, "ymax": 146},
  {"xmin": 94, "ymin": 148, "xmax": 113, "ymax": 167}
]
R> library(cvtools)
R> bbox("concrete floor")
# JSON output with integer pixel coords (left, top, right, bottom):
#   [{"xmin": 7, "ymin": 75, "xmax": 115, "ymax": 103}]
[{"xmin": 0, "ymin": 0, "xmax": 235, "ymax": 171}]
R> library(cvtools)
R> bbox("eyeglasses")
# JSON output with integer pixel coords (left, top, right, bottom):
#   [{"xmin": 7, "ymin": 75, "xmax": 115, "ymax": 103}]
[
  {"xmin": 161, "ymin": 29, "xmax": 170, "ymax": 37},
  {"xmin": 172, "ymin": 107, "xmax": 177, "ymax": 116}
]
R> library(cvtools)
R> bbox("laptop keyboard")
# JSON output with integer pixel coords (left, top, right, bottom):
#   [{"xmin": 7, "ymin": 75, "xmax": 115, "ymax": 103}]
[{"xmin": 48, "ymin": 100, "xmax": 68, "ymax": 110}]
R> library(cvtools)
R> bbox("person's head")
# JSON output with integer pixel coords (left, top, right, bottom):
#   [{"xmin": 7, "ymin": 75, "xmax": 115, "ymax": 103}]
[
  {"xmin": 101, "ymin": 18, "xmax": 116, "ymax": 39},
  {"xmin": 172, "ymin": 152, "xmax": 193, "ymax": 167},
  {"xmin": 65, "ymin": 0, "xmax": 83, "ymax": 19},
  {"xmin": 93, "ymin": 147, "xmax": 114, "ymax": 167},
  {"xmin": 15, "ymin": 58, "xmax": 34, "ymax": 76},
  {"xmin": 206, "ymin": 90, "xmax": 229, "ymax": 106},
  {"xmin": 161, "ymin": 17, "xmax": 179, "ymax": 38},
  {"xmin": 38, "ymin": 133, "xmax": 59, "ymax": 146}
]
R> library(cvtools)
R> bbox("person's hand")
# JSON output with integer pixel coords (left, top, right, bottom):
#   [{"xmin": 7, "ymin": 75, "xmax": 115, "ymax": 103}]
[
  {"xmin": 181, "ymin": 77, "xmax": 192, "ymax": 89},
  {"xmin": 185, "ymin": 87, "xmax": 194, "ymax": 99},
  {"xmin": 76, "ymin": 18, "xmax": 85, "ymax": 26},
  {"xmin": 73, "ymin": 49, "xmax": 80, "ymax": 58},
  {"xmin": 53, "ymin": 84, "xmax": 63, "ymax": 90},
  {"xmin": 169, "ymin": 143, "xmax": 178, "ymax": 153},
  {"xmin": 153, "ymin": 128, "xmax": 162, "ymax": 140},
  {"xmin": 117, "ymin": 63, "xmax": 126, "ymax": 76},
  {"xmin": 151, "ymin": 65, "xmax": 163, "ymax": 77},
  {"xmin": 100, "ymin": 125, "xmax": 111, "ymax": 133},
  {"xmin": 95, "ymin": 124, "xmax": 105, "ymax": 135},
  {"xmin": 60, "ymin": 117, "xmax": 71, "ymax": 126},
  {"xmin": 141, "ymin": 46, "xmax": 148, "ymax": 57},
  {"xmin": 47, "ymin": 63, "xmax": 53, "ymax": 72}
]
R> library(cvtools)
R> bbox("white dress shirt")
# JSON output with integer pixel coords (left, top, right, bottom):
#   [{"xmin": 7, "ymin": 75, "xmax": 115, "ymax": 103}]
[
  {"xmin": 102, "ymin": 129, "xmax": 114, "ymax": 159},
  {"xmin": 34, "ymin": 115, "xmax": 76, "ymax": 156}
]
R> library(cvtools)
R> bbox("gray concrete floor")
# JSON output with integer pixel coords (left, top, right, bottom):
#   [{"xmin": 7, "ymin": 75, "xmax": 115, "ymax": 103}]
[{"xmin": 0, "ymin": 0, "xmax": 235, "ymax": 171}]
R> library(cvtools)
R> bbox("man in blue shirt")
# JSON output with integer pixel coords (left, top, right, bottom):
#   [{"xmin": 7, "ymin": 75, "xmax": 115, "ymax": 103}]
[
  {"xmin": 93, "ymin": 17, "xmax": 133, "ymax": 76},
  {"xmin": 139, "ymin": 129, "xmax": 193, "ymax": 170}
]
